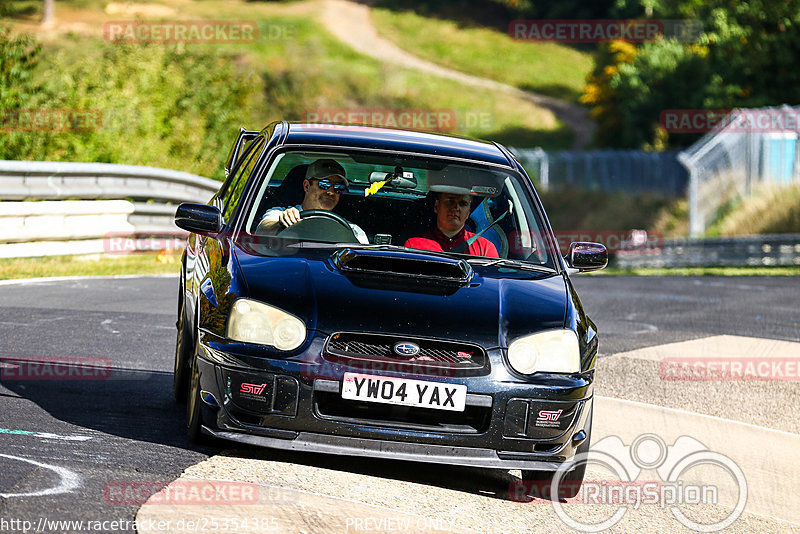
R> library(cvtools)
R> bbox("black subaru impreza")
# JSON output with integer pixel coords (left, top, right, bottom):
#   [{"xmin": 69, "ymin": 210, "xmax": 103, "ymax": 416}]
[{"xmin": 173, "ymin": 122, "xmax": 606, "ymax": 496}]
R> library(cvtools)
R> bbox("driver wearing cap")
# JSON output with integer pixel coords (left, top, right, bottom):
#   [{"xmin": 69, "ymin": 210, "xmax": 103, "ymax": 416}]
[{"xmin": 258, "ymin": 159, "xmax": 368, "ymax": 244}]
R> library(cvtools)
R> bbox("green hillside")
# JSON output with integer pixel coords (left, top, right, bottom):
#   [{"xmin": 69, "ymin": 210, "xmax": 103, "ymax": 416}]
[
  {"xmin": 1, "ymin": 0, "xmax": 576, "ymax": 179},
  {"xmin": 370, "ymin": 5, "xmax": 594, "ymax": 102}
]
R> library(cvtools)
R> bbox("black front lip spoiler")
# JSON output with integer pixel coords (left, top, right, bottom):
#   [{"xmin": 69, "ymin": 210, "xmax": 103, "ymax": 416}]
[{"xmin": 202, "ymin": 426, "xmax": 575, "ymax": 471}]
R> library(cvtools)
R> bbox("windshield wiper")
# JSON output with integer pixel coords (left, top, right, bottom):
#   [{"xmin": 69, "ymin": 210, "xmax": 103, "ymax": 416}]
[
  {"xmin": 357, "ymin": 244, "xmax": 408, "ymax": 251},
  {"xmin": 466, "ymin": 257, "xmax": 556, "ymax": 273}
]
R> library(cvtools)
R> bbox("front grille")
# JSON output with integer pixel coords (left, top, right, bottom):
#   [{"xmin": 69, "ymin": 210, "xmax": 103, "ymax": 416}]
[{"xmin": 323, "ymin": 332, "xmax": 488, "ymax": 376}]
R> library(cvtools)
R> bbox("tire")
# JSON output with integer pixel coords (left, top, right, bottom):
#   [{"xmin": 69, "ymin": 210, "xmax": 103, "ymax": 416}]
[
  {"xmin": 185, "ymin": 352, "xmax": 205, "ymax": 442},
  {"xmin": 522, "ymin": 401, "xmax": 593, "ymax": 500},
  {"xmin": 173, "ymin": 287, "xmax": 192, "ymax": 403}
]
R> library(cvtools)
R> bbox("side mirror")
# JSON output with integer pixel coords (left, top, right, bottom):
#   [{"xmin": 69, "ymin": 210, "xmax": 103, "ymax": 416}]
[
  {"xmin": 174, "ymin": 203, "xmax": 224, "ymax": 236},
  {"xmin": 565, "ymin": 242, "xmax": 608, "ymax": 272}
]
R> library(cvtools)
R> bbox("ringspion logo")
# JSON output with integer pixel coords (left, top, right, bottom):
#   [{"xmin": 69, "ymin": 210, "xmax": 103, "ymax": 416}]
[{"xmin": 510, "ymin": 433, "xmax": 747, "ymax": 532}]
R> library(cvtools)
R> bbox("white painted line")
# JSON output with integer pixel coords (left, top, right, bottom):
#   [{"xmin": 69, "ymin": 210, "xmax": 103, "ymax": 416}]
[
  {"xmin": 0, "ymin": 453, "xmax": 82, "ymax": 497},
  {"xmin": 0, "ymin": 274, "xmax": 177, "ymax": 287},
  {"xmin": 0, "ymin": 427, "xmax": 92, "ymax": 441},
  {"xmin": 610, "ymin": 335, "xmax": 800, "ymax": 362},
  {"xmin": 594, "ymin": 395, "xmax": 800, "ymax": 524},
  {"xmin": 101, "ymin": 319, "xmax": 120, "ymax": 334},
  {"xmin": 596, "ymin": 395, "xmax": 800, "ymax": 438}
]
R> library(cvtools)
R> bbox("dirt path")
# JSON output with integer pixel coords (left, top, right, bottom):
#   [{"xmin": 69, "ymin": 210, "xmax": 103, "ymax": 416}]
[{"xmin": 320, "ymin": 0, "xmax": 595, "ymax": 149}]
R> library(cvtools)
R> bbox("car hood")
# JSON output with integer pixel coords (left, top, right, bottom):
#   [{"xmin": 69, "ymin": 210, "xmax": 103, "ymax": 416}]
[{"xmin": 233, "ymin": 244, "xmax": 568, "ymax": 348}]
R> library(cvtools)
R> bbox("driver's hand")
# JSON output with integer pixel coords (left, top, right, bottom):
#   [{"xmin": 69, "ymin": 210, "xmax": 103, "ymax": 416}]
[{"xmin": 278, "ymin": 207, "xmax": 302, "ymax": 228}]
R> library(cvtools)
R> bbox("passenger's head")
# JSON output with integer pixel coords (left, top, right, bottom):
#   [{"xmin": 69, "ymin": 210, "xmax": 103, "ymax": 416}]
[
  {"xmin": 434, "ymin": 192, "xmax": 473, "ymax": 237},
  {"xmin": 302, "ymin": 159, "xmax": 348, "ymax": 211}
]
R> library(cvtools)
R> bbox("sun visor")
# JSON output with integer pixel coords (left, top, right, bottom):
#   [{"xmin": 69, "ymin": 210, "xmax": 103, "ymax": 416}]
[{"xmin": 427, "ymin": 167, "xmax": 502, "ymax": 197}]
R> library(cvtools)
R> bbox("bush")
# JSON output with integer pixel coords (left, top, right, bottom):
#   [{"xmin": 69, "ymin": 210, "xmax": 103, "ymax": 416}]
[
  {"xmin": 2, "ymin": 33, "xmax": 260, "ymax": 179},
  {"xmin": 0, "ymin": 25, "xmax": 41, "ymax": 111},
  {"xmin": 583, "ymin": 0, "xmax": 800, "ymax": 149}
]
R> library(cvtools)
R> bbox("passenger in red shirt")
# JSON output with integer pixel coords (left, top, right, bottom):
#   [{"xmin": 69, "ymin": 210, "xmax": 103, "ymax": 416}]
[{"xmin": 404, "ymin": 192, "xmax": 499, "ymax": 257}]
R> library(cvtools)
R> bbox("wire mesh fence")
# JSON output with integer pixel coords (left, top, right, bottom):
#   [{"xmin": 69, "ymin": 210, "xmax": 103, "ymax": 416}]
[
  {"xmin": 679, "ymin": 106, "xmax": 800, "ymax": 236},
  {"xmin": 510, "ymin": 148, "xmax": 688, "ymax": 197}
]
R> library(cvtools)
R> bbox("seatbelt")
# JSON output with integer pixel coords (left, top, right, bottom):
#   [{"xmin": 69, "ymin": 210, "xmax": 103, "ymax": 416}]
[{"xmin": 452, "ymin": 200, "xmax": 512, "ymax": 254}]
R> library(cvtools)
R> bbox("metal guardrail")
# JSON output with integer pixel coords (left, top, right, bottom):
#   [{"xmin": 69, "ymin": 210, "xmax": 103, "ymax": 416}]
[
  {"xmin": 615, "ymin": 234, "xmax": 800, "ymax": 269},
  {"xmin": 0, "ymin": 160, "xmax": 220, "ymax": 258},
  {"xmin": 0, "ymin": 160, "xmax": 218, "ymax": 203}
]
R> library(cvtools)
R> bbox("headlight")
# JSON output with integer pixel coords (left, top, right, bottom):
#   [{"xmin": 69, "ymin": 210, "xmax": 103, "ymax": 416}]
[
  {"xmin": 227, "ymin": 299, "xmax": 306, "ymax": 351},
  {"xmin": 507, "ymin": 329, "xmax": 580, "ymax": 375}
]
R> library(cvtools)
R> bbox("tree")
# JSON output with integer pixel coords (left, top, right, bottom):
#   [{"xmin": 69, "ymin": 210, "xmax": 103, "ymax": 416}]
[
  {"xmin": 583, "ymin": 0, "xmax": 800, "ymax": 149},
  {"xmin": 42, "ymin": 0, "xmax": 55, "ymax": 25}
]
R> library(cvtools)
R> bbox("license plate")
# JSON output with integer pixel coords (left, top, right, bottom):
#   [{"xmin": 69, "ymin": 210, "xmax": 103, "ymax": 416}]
[{"xmin": 342, "ymin": 373, "xmax": 467, "ymax": 412}]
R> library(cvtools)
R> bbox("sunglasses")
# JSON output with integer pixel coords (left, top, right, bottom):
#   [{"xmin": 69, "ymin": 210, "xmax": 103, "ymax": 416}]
[{"xmin": 311, "ymin": 177, "xmax": 347, "ymax": 193}]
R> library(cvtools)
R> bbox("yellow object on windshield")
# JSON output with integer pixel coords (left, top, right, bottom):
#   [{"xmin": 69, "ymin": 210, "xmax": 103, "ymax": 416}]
[{"xmin": 364, "ymin": 180, "xmax": 387, "ymax": 197}]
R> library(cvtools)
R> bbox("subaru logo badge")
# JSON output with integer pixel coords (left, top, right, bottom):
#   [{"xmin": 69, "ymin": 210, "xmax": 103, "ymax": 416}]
[{"xmin": 393, "ymin": 342, "xmax": 420, "ymax": 357}]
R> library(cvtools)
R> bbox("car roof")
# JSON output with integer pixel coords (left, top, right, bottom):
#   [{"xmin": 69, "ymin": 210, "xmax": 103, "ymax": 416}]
[{"xmin": 271, "ymin": 122, "xmax": 514, "ymax": 168}]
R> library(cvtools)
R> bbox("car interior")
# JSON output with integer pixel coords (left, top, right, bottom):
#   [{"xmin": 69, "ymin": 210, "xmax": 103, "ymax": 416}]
[{"xmin": 245, "ymin": 152, "xmax": 545, "ymax": 262}]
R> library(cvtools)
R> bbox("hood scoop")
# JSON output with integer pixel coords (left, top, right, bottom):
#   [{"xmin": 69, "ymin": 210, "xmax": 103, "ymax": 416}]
[{"xmin": 331, "ymin": 248, "xmax": 473, "ymax": 286}]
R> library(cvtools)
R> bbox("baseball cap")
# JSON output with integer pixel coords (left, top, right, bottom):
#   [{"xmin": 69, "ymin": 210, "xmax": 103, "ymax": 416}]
[{"xmin": 306, "ymin": 159, "xmax": 348, "ymax": 185}]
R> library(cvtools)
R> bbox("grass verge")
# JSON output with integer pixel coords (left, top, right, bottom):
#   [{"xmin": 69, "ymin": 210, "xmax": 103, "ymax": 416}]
[
  {"xmin": 591, "ymin": 266, "xmax": 800, "ymax": 276},
  {"xmin": 4, "ymin": 0, "xmax": 573, "ymax": 177},
  {"xmin": 0, "ymin": 252, "xmax": 180, "ymax": 281},
  {"xmin": 3, "ymin": 254, "xmax": 796, "ymax": 281},
  {"xmin": 370, "ymin": 6, "xmax": 594, "ymax": 102}
]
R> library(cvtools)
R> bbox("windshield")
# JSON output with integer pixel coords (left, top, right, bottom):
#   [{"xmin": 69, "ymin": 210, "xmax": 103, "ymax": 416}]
[{"xmin": 242, "ymin": 150, "xmax": 553, "ymax": 267}]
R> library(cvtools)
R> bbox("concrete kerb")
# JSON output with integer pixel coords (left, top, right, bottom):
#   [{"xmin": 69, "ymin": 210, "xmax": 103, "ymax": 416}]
[{"xmin": 135, "ymin": 337, "xmax": 800, "ymax": 531}]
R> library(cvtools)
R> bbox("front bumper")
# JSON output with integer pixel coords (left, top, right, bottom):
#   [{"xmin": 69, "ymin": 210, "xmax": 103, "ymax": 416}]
[
  {"xmin": 196, "ymin": 336, "xmax": 594, "ymax": 471},
  {"xmin": 203, "ymin": 428, "xmax": 577, "ymax": 471}
]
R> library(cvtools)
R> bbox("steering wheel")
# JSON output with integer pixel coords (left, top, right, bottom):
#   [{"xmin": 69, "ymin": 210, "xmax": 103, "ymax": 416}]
[
  {"xmin": 297, "ymin": 209, "xmax": 352, "ymax": 230},
  {"xmin": 275, "ymin": 209, "xmax": 358, "ymax": 242}
]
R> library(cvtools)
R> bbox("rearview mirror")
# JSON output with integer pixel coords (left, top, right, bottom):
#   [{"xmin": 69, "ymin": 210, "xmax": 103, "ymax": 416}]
[
  {"xmin": 368, "ymin": 169, "xmax": 417, "ymax": 189},
  {"xmin": 175, "ymin": 203, "xmax": 224, "ymax": 236},
  {"xmin": 565, "ymin": 242, "xmax": 608, "ymax": 272}
]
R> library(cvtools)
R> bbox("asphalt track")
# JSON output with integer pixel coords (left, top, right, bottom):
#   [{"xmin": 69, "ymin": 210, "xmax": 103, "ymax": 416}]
[{"xmin": 0, "ymin": 275, "xmax": 798, "ymax": 532}]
